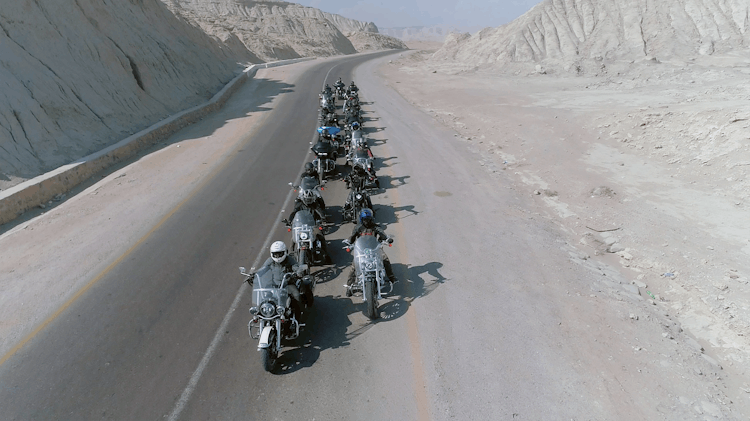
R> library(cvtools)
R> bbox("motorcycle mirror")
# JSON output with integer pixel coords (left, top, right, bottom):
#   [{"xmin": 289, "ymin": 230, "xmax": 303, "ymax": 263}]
[
  {"xmin": 288, "ymin": 182, "xmax": 294, "ymax": 186},
  {"xmin": 239, "ymin": 266, "xmax": 246, "ymax": 274}
]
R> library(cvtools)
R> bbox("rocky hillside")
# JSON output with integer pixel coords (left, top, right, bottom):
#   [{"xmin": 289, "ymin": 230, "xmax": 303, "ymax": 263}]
[
  {"xmin": 346, "ymin": 32, "xmax": 407, "ymax": 52},
  {"xmin": 163, "ymin": 0, "xmax": 392, "ymax": 61},
  {"xmin": 0, "ymin": 0, "xmax": 243, "ymax": 189},
  {"xmin": 432, "ymin": 0, "xmax": 750, "ymax": 72}
]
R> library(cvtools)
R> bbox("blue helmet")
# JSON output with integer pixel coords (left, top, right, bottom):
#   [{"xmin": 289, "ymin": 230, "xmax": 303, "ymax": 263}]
[{"xmin": 359, "ymin": 208, "xmax": 373, "ymax": 225}]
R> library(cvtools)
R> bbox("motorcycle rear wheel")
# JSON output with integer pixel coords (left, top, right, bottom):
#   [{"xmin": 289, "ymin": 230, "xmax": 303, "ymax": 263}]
[
  {"xmin": 260, "ymin": 331, "xmax": 278, "ymax": 372},
  {"xmin": 364, "ymin": 278, "xmax": 379, "ymax": 320}
]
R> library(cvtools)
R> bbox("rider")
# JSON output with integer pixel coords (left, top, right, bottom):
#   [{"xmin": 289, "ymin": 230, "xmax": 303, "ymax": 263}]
[
  {"xmin": 300, "ymin": 162, "xmax": 325, "ymax": 209},
  {"xmin": 347, "ymin": 81, "xmax": 359, "ymax": 95},
  {"xmin": 334, "ymin": 77, "xmax": 346, "ymax": 91},
  {"xmin": 259, "ymin": 241, "xmax": 306, "ymax": 318},
  {"xmin": 345, "ymin": 209, "xmax": 395, "ymax": 295},
  {"xmin": 287, "ymin": 190, "xmax": 326, "ymax": 224},
  {"xmin": 323, "ymin": 84, "xmax": 333, "ymax": 95},
  {"xmin": 302, "ymin": 162, "xmax": 319, "ymax": 180}
]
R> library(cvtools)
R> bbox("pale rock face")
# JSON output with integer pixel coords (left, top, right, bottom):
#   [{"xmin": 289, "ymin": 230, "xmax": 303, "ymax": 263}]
[
  {"xmin": 0, "ymin": 0, "xmax": 241, "ymax": 187},
  {"xmin": 346, "ymin": 32, "xmax": 408, "ymax": 52},
  {"xmin": 432, "ymin": 0, "xmax": 750, "ymax": 71},
  {"xmin": 163, "ymin": 0, "xmax": 382, "ymax": 62}
]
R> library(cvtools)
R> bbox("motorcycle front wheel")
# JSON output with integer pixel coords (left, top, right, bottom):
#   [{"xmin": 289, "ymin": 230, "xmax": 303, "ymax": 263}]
[
  {"xmin": 364, "ymin": 278, "xmax": 379, "ymax": 320},
  {"xmin": 260, "ymin": 331, "xmax": 278, "ymax": 372}
]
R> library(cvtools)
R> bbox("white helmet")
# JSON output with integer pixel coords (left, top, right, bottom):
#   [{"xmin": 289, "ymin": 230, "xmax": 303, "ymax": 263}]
[{"xmin": 270, "ymin": 241, "xmax": 287, "ymax": 263}]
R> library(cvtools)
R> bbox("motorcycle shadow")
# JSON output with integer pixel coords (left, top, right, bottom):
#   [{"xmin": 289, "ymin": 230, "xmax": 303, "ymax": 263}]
[
  {"xmin": 374, "ymin": 156, "xmax": 397, "ymax": 169},
  {"xmin": 372, "ymin": 203, "xmax": 420, "ymax": 226},
  {"xmin": 274, "ymin": 294, "xmax": 357, "ymax": 374},
  {"xmin": 350, "ymin": 260, "xmax": 447, "ymax": 323},
  {"xmin": 392, "ymin": 262, "xmax": 447, "ymax": 303},
  {"xmin": 311, "ymin": 264, "xmax": 345, "ymax": 284},
  {"xmin": 376, "ymin": 174, "xmax": 410, "ymax": 190}
]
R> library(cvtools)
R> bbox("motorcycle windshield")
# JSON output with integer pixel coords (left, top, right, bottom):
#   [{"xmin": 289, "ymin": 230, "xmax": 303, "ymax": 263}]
[
  {"xmin": 312, "ymin": 141, "xmax": 333, "ymax": 155},
  {"xmin": 300, "ymin": 176, "xmax": 319, "ymax": 190},
  {"xmin": 252, "ymin": 266, "xmax": 286, "ymax": 306},
  {"xmin": 293, "ymin": 210, "xmax": 316, "ymax": 228},
  {"xmin": 352, "ymin": 130, "xmax": 363, "ymax": 139},
  {"xmin": 353, "ymin": 236, "xmax": 382, "ymax": 275}
]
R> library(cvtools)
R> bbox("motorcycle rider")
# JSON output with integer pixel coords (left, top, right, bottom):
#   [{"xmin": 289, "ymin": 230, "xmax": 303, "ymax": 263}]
[
  {"xmin": 346, "ymin": 81, "xmax": 359, "ymax": 95},
  {"xmin": 259, "ymin": 241, "xmax": 307, "ymax": 318},
  {"xmin": 345, "ymin": 209, "xmax": 395, "ymax": 295},
  {"xmin": 287, "ymin": 189, "xmax": 326, "ymax": 224},
  {"xmin": 300, "ymin": 162, "xmax": 325, "ymax": 208},
  {"xmin": 302, "ymin": 162, "xmax": 319, "ymax": 180},
  {"xmin": 334, "ymin": 77, "xmax": 346, "ymax": 93}
]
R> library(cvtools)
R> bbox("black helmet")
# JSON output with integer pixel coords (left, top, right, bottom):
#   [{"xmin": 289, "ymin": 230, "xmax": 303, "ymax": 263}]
[
  {"xmin": 350, "ymin": 81, "xmax": 355, "ymax": 85},
  {"xmin": 304, "ymin": 162, "xmax": 314, "ymax": 172}
]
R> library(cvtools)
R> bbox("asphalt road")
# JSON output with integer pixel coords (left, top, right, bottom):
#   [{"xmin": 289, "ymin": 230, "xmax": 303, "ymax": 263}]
[{"xmin": 0, "ymin": 51, "xmax": 402, "ymax": 420}]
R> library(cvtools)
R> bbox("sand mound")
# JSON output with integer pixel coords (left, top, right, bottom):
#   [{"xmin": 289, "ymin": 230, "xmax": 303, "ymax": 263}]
[
  {"xmin": 432, "ymin": 0, "xmax": 750, "ymax": 73},
  {"xmin": 346, "ymin": 32, "xmax": 407, "ymax": 52},
  {"xmin": 0, "ymin": 0, "xmax": 243, "ymax": 189}
]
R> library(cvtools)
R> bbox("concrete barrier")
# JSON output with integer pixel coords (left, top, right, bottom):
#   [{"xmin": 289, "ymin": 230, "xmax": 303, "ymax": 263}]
[{"xmin": 0, "ymin": 57, "xmax": 315, "ymax": 226}]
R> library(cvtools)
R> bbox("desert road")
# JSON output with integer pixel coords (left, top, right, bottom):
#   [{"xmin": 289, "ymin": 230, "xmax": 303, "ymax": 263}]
[{"xmin": 1, "ymin": 50, "xmax": 647, "ymax": 420}]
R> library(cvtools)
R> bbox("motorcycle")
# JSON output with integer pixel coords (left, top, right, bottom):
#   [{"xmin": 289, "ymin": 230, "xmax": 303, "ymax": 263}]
[
  {"xmin": 342, "ymin": 236, "xmax": 393, "ymax": 319},
  {"xmin": 347, "ymin": 145, "xmax": 374, "ymax": 173},
  {"xmin": 241, "ymin": 264, "xmax": 312, "ymax": 372},
  {"xmin": 343, "ymin": 190, "xmax": 373, "ymax": 223},
  {"xmin": 320, "ymin": 94, "xmax": 335, "ymax": 114},
  {"xmin": 283, "ymin": 208, "xmax": 331, "ymax": 267},
  {"xmin": 335, "ymin": 85, "xmax": 346, "ymax": 100}
]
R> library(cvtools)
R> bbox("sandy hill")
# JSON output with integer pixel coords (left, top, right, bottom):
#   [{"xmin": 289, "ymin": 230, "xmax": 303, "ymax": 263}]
[
  {"xmin": 163, "ymin": 0, "xmax": 404, "ymax": 62},
  {"xmin": 0, "ymin": 0, "xmax": 244, "ymax": 189},
  {"xmin": 432, "ymin": 0, "xmax": 750, "ymax": 73}
]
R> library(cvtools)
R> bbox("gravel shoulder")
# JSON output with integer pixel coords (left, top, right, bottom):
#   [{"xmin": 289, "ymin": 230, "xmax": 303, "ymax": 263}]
[{"xmin": 377, "ymin": 49, "xmax": 750, "ymax": 419}]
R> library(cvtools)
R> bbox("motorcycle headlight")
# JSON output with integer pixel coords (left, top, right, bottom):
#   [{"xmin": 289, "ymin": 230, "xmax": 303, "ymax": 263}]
[
  {"xmin": 276, "ymin": 305, "xmax": 285, "ymax": 316},
  {"xmin": 365, "ymin": 261, "xmax": 375, "ymax": 270},
  {"xmin": 300, "ymin": 232, "xmax": 309, "ymax": 240},
  {"xmin": 260, "ymin": 302, "xmax": 275, "ymax": 317},
  {"xmin": 249, "ymin": 306, "xmax": 258, "ymax": 315},
  {"xmin": 356, "ymin": 194, "xmax": 362, "ymax": 200}
]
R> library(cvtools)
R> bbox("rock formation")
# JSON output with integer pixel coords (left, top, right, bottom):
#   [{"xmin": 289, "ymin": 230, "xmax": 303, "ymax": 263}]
[
  {"xmin": 0, "ymin": 0, "xmax": 243, "ymax": 188},
  {"xmin": 163, "ymin": 0, "xmax": 387, "ymax": 61},
  {"xmin": 432, "ymin": 0, "xmax": 750, "ymax": 72},
  {"xmin": 346, "ymin": 32, "xmax": 408, "ymax": 52}
]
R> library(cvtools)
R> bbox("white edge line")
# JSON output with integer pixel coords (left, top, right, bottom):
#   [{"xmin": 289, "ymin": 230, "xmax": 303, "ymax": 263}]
[{"xmin": 166, "ymin": 62, "xmax": 344, "ymax": 420}]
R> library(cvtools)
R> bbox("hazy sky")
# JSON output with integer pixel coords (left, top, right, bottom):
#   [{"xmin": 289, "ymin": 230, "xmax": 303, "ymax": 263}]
[{"xmin": 299, "ymin": 0, "xmax": 542, "ymax": 30}]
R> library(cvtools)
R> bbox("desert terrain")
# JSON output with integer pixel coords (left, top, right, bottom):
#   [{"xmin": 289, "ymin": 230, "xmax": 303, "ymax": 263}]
[{"xmin": 380, "ymin": 40, "xmax": 750, "ymax": 417}]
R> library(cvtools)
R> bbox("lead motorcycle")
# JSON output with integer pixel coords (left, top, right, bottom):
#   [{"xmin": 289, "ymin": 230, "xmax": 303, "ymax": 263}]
[
  {"xmin": 241, "ymin": 264, "xmax": 313, "ymax": 372},
  {"xmin": 342, "ymin": 235, "xmax": 393, "ymax": 319}
]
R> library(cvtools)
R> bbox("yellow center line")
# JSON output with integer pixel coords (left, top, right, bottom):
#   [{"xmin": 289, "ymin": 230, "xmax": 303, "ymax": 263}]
[{"xmin": 383, "ymin": 152, "xmax": 431, "ymax": 421}]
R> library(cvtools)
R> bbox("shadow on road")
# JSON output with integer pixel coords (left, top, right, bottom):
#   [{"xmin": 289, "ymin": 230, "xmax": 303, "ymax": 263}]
[{"xmin": 373, "ymin": 203, "xmax": 420, "ymax": 225}]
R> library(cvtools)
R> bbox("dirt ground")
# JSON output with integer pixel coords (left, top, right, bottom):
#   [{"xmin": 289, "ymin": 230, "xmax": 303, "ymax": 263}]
[{"xmin": 380, "ymin": 47, "xmax": 750, "ymax": 417}]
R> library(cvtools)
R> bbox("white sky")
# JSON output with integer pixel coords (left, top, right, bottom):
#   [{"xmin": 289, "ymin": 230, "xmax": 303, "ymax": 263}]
[{"xmin": 299, "ymin": 0, "xmax": 542, "ymax": 30}]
